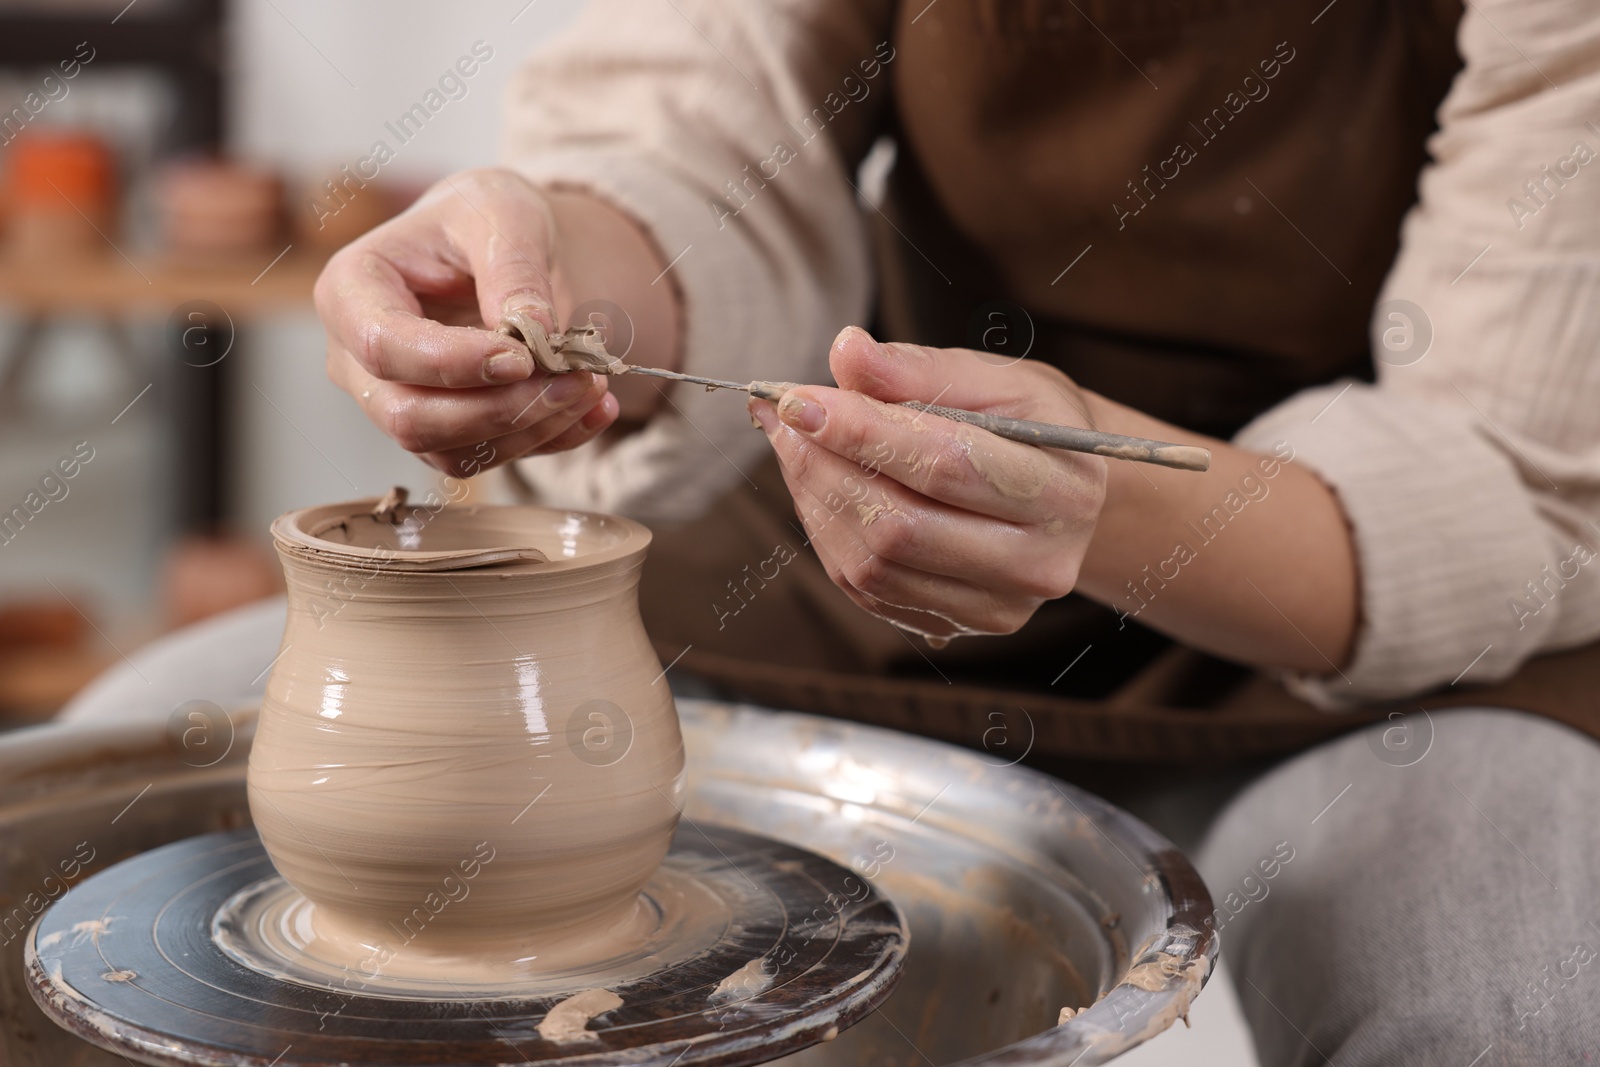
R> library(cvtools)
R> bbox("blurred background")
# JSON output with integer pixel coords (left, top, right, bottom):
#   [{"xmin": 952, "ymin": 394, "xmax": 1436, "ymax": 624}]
[{"xmin": 0, "ymin": 0, "xmax": 583, "ymax": 721}]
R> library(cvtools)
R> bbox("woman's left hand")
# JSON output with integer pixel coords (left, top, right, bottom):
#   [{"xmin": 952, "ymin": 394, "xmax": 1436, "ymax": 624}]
[{"xmin": 750, "ymin": 326, "xmax": 1108, "ymax": 642}]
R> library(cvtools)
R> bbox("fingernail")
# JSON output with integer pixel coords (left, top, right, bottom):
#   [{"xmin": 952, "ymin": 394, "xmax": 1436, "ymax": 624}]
[
  {"xmin": 502, "ymin": 292, "xmax": 553, "ymax": 322},
  {"xmin": 883, "ymin": 341, "xmax": 925, "ymax": 361},
  {"xmin": 484, "ymin": 350, "xmax": 533, "ymax": 383},
  {"xmin": 837, "ymin": 324, "xmax": 872, "ymax": 347},
  {"xmin": 778, "ymin": 392, "xmax": 826, "ymax": 433},
  {"xmin": 545, "ymin": 372, "xmax": 594, "ymax": 406},
  {"xmin": 749, "ymin": 398, "xmax": 778, "ymax": 432},
  {"xmin": 836, "ymin": 324, "xmax": 886, "ymax": 357}
]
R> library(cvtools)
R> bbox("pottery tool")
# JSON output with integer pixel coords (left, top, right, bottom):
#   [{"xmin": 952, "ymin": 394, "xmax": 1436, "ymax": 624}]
[
  {"xmin": 508, "ymin": 322, "xmax": 1212, "ymax": 473},
  {"xmin": 616, "ymin": 365, "xmax": 1212, "ymax": 472}
]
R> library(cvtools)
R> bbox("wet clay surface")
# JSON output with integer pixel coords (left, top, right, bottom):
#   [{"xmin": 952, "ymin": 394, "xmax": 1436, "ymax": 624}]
[
  {"xmin": 961, "ymin": 430, "xmax": 1052, "ymax": 502},
  {"xmin": 253, "ymin": 500, "xmax": 686, "ymax": 982},
  {"xmin": 499, "ymin": 313, "xmax": 624, "ymax": 375}
]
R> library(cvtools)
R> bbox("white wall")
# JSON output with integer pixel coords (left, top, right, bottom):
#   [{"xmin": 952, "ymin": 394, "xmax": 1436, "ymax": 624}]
[
  {"xmin": 229, "ymin": 0, "xmax": 585, "ymax": 180},
  {"xmin": 224, "ymin": 0, "xmax": 586, "ymax": 536}
]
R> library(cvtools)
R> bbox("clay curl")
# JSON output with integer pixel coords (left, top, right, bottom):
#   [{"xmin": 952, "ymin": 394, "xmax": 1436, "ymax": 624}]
[{"xmin": 497, "ymin": 310, "xmax": 625, "ymax": 375}]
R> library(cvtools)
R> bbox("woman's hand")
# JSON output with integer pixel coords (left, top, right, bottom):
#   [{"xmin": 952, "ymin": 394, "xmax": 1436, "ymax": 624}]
[
  {"xmin": 314, "ymin": 167, "xmax": 618, "ymax": 478},
  {"xmin": 751, "ymin": 326, "xmax": 1108, "ymax": 642}
]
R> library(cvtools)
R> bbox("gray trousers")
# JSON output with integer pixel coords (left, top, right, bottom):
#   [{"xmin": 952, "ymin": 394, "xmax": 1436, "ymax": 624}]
[
  {"xmin": 1199, "ymin": 707, "xmax": 1600, "ymax": 1065},
  {"xmin": 62, "ymin": 601, "xmax": 1600, "ymax": 1064}
]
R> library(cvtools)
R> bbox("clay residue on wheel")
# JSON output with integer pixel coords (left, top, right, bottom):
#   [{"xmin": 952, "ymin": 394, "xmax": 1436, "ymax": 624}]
[
  {"xmin": 1093, "ymin": 953, "xmax": 1208, "ymax": 1053},
  {"xmin": 538, "ymin": 988, "xmax": 623, "ymax": 1043},
  {"xmin": 709, "ymin": 957, "xmax": 773, "ymax": 1002},
  {"xmin": 1121, "ymin": 950, "xmax": 1193, "ymax": 992}
]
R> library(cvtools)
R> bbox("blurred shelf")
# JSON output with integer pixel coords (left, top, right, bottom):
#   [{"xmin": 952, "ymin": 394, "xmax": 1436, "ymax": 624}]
[
  {"xmin": 0, "ymin": 248, "xmax": 326, "ymax": 316},
  {"xmin": 0, "ymin": 9, "xmax": 217, "ymax": 65},
  {"xmin": 0, "ymin": 645, "xmax": 112, "ymax": 726},
  {"xmin": 0, "ymin": 244, "xmax": 329, "ymax": 532},
  {"xmin": 0, "ymin": 0, "xmax": 223, "ymax": 154}
]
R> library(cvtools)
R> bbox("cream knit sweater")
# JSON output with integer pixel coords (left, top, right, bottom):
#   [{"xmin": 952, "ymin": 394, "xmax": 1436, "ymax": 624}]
[{"xmin": 505, "ymin": 0, "xmax": 1600, "ymax": 706}]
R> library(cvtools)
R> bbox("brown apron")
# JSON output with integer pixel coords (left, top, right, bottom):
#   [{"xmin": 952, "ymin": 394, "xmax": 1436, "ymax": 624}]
[
  {"xmin": 638, "ymin": 457, "xmax": 1600, "ymax": 765},
  {"xmin": 600, "ymin": 0, "xmax": 1600, "ymax": 762}
]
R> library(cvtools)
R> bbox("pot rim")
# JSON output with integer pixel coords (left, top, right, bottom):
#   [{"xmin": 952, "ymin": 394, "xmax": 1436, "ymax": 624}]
[{"xmin": 270, "ymin": 497, "xmax": 653, "ymax": 575}]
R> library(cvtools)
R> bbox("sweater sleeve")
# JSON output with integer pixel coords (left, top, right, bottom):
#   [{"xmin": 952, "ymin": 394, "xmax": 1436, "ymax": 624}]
[
  {"xmin": 500, "ymin": 0, "xmax": 895, "ymax": 522},
  {"xmin": 1235, "ymin": 0, "xmax": 1600, "ymax": 705}
]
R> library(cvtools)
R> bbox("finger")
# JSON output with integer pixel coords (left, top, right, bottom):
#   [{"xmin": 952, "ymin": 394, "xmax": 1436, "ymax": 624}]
[
  {"xmin": 814, "ymin": 527, "xmax": 1024, "ymax": 636},
  {"xmin": 526, "ymin": 392, "xmax": 620, "ymax": 455},
  {"xmin": 339, "ymin": 357, "xmax": 605, "ymax": 456},
  {"xmin": 788, "ymin": 473, "xmax": 961, "ymax": 638},
  {"xmin": 756, "ymin": 402, "xmax": 1076, "ymax": 600},
  {"xmin": 420, "ymin": 392, "xmax": 609, "ymax": 476},
  {"xmin": 448, "ymin": 397, "xmax": 614, "ymax": 481},
  {"xmin": 770, "ymin": 386, "xmax": 1095, "ymax": 527},
  {"xmin": 316, "ymin": 238, "xmax": 535, "ymax": 388},
  {"xmin": 780, "ymin": 469, "xmax": 1003, "ymax": 638},
  {"xmin": 329, "ymin": 343, "xmax": 602, "ymax": 452},
  {"xmin": 827, "ymin": 325, "xmax": 1091, "ymax": 423},
  {"xmin": 820, "ymin": 551, "xmax": 975, "ymax": 640},
  {"xmin": 429, "ymin": 169, "xmax": 559, "ymax": 339}
]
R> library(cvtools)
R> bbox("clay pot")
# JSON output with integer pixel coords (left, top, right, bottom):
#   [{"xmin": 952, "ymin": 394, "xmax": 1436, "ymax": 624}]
[
  {"xmin": 3, "ymin": 130, "xmax": 116, "ymax": 259},
  {"xmin": 160, "ymin": 533, "xmax": 283, "ymax": 630},
  {"xmin": 157, "ymin": 159, "xmax": 282, "ymax": 258},
  {"xmin": 248, "ymin": 498, "xmax": 684, "ymax": 975}
]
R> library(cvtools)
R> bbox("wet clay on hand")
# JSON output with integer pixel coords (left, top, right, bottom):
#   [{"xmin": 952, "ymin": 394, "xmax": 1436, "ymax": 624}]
[
  {"xmin": 249, "ymin": 498, "xmax": 684, "ymax": 985},
  {"xmin": 498, "ymin": 310, "xmax": 623, "ymax": 375}
]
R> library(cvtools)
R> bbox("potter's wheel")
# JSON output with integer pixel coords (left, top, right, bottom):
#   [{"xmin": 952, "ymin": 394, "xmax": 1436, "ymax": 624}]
[{"xmin": 25, "ymin": 824, "xmax": 907, "ymax": 1067}]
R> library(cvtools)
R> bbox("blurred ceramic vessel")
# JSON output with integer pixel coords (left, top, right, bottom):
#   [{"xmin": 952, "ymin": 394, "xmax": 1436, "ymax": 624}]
[
  {"xmin": 3, "ymin": 130, "xmax": 115, "ymax": 259},
  {"xmin": 158, "ymin": 159, "xmax": 282, "ymax": 258},
  {"xmin": 293, "ymin": 171, "xmax": 398, "ymax": 252}
]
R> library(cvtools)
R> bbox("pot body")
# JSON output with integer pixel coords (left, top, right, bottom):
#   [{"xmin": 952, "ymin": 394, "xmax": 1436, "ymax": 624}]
[{"xmin": 247, "ymin": 502, "xmax": 684, "ymax": 963}]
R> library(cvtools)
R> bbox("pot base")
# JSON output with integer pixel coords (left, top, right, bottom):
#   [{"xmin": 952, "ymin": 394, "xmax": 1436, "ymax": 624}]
[
  {"xmin": 26, "ymin": 826, "xmax": 906, "ymax": 1067},
  {"xmin": 211, "ymin": 858, "xmax": 728, "ymax": 996}
]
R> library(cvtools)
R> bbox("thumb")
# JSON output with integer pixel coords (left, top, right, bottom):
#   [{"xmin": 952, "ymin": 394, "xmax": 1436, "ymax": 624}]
[{"xmin": 438, "ymin": 170, "xmax": 558, "ymax": 345}]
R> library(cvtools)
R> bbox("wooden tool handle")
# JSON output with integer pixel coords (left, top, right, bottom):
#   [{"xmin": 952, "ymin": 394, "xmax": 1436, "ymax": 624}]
[
  {"xmin": 898, "ymin": 402, "xmax": 1212, "ymax": 472},
  {"xmin": 619, "ymin": 366, "xmax": 1213, "ymax": 473}
]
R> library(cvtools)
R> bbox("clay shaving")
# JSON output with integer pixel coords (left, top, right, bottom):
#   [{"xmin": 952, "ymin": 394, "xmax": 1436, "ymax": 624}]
[
  {"xmin": 372, "ymin": 486, "xmax": 408, "ymax": 522},
  {"xmin": 290, "ymin": 495, "xmax": 553, "ymax": 571},
  {"xmin": 498, "ymin": 312, "xmax": 623, "ymax": 375}
]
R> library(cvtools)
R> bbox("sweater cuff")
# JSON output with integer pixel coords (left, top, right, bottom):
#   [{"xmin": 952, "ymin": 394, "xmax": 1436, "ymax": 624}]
[
  {"xmin": 1234, "ymin": 380, "xmax": 1556, "ymax": 707},
  {"xmin": 505, "ymin": 149, "xmax": 837, "ymax": 522}
]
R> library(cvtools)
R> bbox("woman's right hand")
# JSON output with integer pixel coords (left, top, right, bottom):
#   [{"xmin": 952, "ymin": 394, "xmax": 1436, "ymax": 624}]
[{"xmin": 314, "ymin": 167, "xmax": 618, "ymax": 478}]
